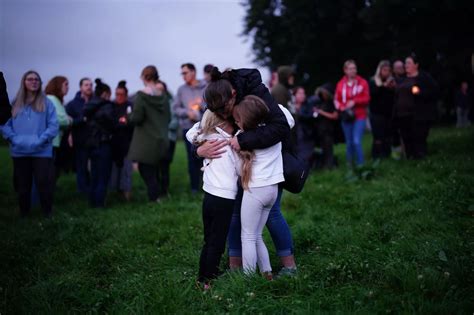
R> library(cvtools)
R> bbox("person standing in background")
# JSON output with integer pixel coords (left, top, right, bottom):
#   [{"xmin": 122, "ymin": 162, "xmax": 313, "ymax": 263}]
[
  {"xmin": 173, "ymin": 63, "xmax": 206, "ymax": 194},
  {"xmin": 66, "ymin": 78, "xmax": 93, "ymax": 194},
  {"xmin": 109, "ymin": 81, "xmax": 134, "ymax": 201},
  {"xmin": 45, "ymin": 76, "xmax": 72, "ymax": 181},
  {"xmin": 334, "ymin": 60, "xmax": 371, "ymax": 167},
  {"xmin": 455, "ymin": 81, "xmax": 471, "ymax": 127},
  {"xmin": 0, "ymin": 72, "xmax": 12, "ymax": 125},
  {"xmin": 128, "ymin": 66, "xmax": 171, "ymax": 202},
  {"xmin": 2, "ymin": 71, "xmax": 58, "ymax": 217},
  {"xmin": 292, "ymin": 86, "xmax": 316, "ymax": 164},
  {"xmin": 369, "ymin": 60, "xmax": 396, "ymax": 159},
  {"xmin": 203, "ymin": 64, "xmax": 214, "ymax": 84},
  {"xmin": 271, "ymin": 65, "xmax": 295, "ymax": 112},
  {"xmin": 393, "ymin": 60, "xmax": 406, "ymax": 84}
]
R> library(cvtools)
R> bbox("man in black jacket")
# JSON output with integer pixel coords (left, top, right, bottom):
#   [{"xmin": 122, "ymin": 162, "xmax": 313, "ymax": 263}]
[{"xmin": 0, "ymin": 72, "xmax": 11, "ymax": 125}]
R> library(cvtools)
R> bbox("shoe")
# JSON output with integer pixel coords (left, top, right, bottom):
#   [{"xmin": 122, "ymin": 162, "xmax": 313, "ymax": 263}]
[
  {"xmin": 262, "ymin": 271, "xmax": 273, "ymax": 281},
  {"xmin": 276, "ymin": 267, "xmax": 297, "ymax": 278}
]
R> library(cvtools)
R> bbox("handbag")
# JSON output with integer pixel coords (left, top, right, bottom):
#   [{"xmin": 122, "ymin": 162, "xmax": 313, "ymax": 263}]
[
  {"xmin": 340, "ymin": 108, "xmax": 355, "ymax": 122},
  {"xmin": 282, "ymin": 150, "xmax": 310, "ymax": 194}
]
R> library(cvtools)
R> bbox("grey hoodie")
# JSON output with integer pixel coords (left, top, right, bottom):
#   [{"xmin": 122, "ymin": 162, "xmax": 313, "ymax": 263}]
[{"xmin": 172, "ymin": 80, "xmax": 207, "ymax": 130}]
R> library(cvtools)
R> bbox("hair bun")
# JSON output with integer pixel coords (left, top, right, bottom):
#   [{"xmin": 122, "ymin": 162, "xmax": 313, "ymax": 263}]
[
  {"xmin": 210, "ymin": 67, "xmax": 222, "ymax": 82},
  {"xmin": 95, "ymin": 78, "xmax": 103, "ymax": 86},
  {"xmin": 118, "ymin": 80, "xmax": 127, "ymax": 88}
]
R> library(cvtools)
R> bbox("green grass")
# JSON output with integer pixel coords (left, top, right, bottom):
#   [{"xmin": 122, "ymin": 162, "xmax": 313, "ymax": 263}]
[{"xmin": 1, "ymin": 127, "xmax": 473, "ymax": 314}]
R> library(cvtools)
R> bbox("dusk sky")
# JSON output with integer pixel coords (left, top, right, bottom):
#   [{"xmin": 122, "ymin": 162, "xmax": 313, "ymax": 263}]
[{"xmin": 0, "ymin": 0, "xmax": 267, "ymax": 102}]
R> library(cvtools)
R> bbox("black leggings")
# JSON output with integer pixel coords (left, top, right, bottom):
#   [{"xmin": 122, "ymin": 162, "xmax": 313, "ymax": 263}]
[
  {"xmin": 198, "ymin": 193, "xmax": 234, "ymax": 283},
  {"xmin": 13, "ymin": 157, "xmax": 54, "ymax": 216},
  {"xmin": 138, "ymin": 163, "xmax": 159, "ymax": 201},
  {"xmin": 398, "ymin": 116, "xmax": 431, "ymax": 159}
]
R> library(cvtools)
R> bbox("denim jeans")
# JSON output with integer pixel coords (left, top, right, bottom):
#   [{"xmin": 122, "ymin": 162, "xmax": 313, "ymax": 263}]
[
  {"xmin": 341, "ymin": 119, "xmax": 366, "ymax": 166},
  {"xmin": 182, "ymin": 130, "xmax": 203, "ymax": 192},
  {"xmin": 228, "ymin": 185, "xmax": 294, "ymax": 257},
  {"xmin": 88, "ymin": 144, "xmax": 112, "ymax": 207}
]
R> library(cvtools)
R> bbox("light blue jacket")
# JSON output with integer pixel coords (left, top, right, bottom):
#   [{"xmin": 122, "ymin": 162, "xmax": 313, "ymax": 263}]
[{"xmin": 2, "ymin": 98, "xmax": 58, "ymax": 157}]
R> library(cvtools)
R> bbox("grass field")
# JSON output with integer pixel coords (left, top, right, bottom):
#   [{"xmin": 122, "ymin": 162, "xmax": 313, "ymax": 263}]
[{"xmin": 1, "ymin": 127, "xmax": 473, "ymax": 314}]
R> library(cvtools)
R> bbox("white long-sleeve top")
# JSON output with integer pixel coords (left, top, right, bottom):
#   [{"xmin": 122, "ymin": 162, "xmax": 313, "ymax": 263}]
[{"xmin": 186, "ymin": 124, "xmax": 239, "ymax": 200}]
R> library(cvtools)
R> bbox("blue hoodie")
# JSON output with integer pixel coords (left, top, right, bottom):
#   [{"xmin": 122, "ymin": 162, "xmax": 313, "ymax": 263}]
[{"xmin": 2, "ymin": 98, "xmax": 58, "ymax": 157}]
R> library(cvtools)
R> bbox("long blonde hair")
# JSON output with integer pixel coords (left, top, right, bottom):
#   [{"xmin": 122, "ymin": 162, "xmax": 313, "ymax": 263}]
[
  {"xmin": 373, "ymin": 60, "xmax": 392, "ymax": 87},
  {"xmin": 233, "ymin": 95, "xmax": 269, "ymax": 190},
  {"xmin": 12, "ymin": 70, "xmax": 46, "ymax": 117}
]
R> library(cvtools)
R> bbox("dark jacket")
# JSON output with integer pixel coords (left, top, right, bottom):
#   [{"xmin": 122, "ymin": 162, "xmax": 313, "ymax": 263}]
[
  {"xmin": 0, "ymin": 72, "xmax": 11, "ymax": 125},
  {"xmin": 369, "ymin": 79, "xmax": 395, "ymax": 117},
  {"xmin": 111, "ymin": 101, "xmax": 134, "ymax": 167},
  {"xmin": 454, "ymin": 89, "xmax": 472, "ymax": 109},
  {"xmin": 66, "ymin": 91, "xmax": 89, "ymax": 147},
  {"xmin": 226, "ymin": 69, "xmax": 291, "ymax": 151},
  {"xmin": 394, "ymin": 71, "xmax": 439, "ymax": 121},
  {"xmin": 271, "ymin": 65, "xmax": 293, "ymax": 109},
  {"xmin": 83, "ymin": 97, "xmax": 116, "ymax": 149},
  {"xmin": 127, "ymin": 91, "xmax": 170, "ymax": 166}
]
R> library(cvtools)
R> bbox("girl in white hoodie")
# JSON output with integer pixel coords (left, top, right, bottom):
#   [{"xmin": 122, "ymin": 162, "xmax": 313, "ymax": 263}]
[
  {"xmin": 232, "ymin": 95, "xmax": 285, "ymax": 277},
  {"xmin": 185, "ymin": 110, "xmax": 238, "ymax": 288}
]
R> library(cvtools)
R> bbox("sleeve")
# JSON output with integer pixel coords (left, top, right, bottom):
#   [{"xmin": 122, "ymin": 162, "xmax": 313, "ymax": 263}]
[
  {"xmin": 128, "ymin": 94, "xmax": 146, "ymax": 125},
  {"xmin": 2, "ymin": 117, "xmax": 15, "ymax": 141},
  {"xmin": 354, "ymin": 79, "xmax": 370, "ymax": 107},
  {"xmin": 417, "ymin": 73, "xmax": 439, "ymax": 102},
  {"xmin": 185, "ymin": 122, "xmax": 201, "ymax": 143},
  {"xmin": 334, "ymin": 81, "xmax": 343, "ymax": 110},
  {"xmin": 39, "ymin": 101, "xmax": 59, "ymax": 143},
  {"xmin": 55, "ymin": 104, "xmax": 70, "ymax": 129},
  {"xmin": 172, "ymin": 88, "xmax": 188, "ymax": 118},
  {"xmin": 279, "ymin": 104, "xmax": 295, "ymax": 128},
  {"xmin": 237, "ymin": 86, "xmax": 290, "ymax": 150},
  {"xmin": 66, "ymin": 101, "xmax": 84, "ymax": 126}
]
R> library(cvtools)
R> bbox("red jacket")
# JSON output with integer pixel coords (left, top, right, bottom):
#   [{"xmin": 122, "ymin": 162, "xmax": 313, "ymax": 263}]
[{"xmin": 334, "ymin": 75, "xmax": 370, "ymax": 120}]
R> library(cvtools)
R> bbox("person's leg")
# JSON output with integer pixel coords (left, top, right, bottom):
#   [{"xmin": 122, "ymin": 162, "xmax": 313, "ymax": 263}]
[
  {"xmin": 341, "ymin": 121, "xmax": 354, "ymax": 166},
  {"xmin": 456, "ymin": 107, "xmax": 463, "ymax": 128},
  {"xmin": 109, "ymin": 163, "xmax": 119, "ymax": 192},
  {"xmin": 353, "ymin": 119, "xmax": 366, "ymax": 166},
  {"xmin": 228, "ymin": 184, "xmax": 243, "ymax": 269},
  {"xmin": 120, "ymin": 159, "xmax": 133, "ymax": 200},
  {"xmin": 94, "ymin": 144, "xmax": 112, "ymax": 207},
  {"xmin": 75, "ymin": 147, "xmax": 89, "ymax": 194},
  {"xmin": 13, "ymin": 157, "xmax": 33, "ymax": 216},
  {"xmin": 198, "ymin": 193, "xmax": 212, "ymax": 283},
  {"xmin": 199, "ymin": 193, "xmax": 234, "ymax": 282},
  {"xmin": 155, "ymin": 160, "xmax": 163, "ymax": 196},
  {"xmin": 182, "ymin": 129, "xmax": 200, "ymax": 192},
  {"xmin": 241, "ymin": 189, "xmax": 263, "ymax": 273},
  {"xmin": 32, "ymin": 157, "xmax": 54, "ymax": 216},
  {"xmin": 398, "ymin": 116, "xmax": 415, "ymax": 159},
  {"xmin": 255, "ymin": 185, "xmax": 278, "ymax": 274},
  {"xmin": 266, "ymin": 187, "xmax": 296, "ymax": 268},
  {"xmin": 370, "ymin": 114, "xmax": 386, "ymax": 159},
  {"xmin": 413, "ymin": 120, "xmax": 430, "ymax": 159},
  {"xmin": 138, "ymin": 163, "xmax": 159, "ymax": 201}
]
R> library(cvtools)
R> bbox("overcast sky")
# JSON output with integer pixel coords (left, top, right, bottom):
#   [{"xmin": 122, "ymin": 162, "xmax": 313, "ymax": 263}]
[{"xmin": 0, "ymin": 0, "xmax": 267, "ymax": 102}]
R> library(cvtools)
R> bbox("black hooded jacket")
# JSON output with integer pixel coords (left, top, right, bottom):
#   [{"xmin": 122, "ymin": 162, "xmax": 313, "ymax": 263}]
[
  {"xmin": 225, "ymin": 69, "xmax": 291, "ymax": 151},
  {"xmin": 83, "ymin": 97, "xmax": 116, "ymax": 149},
  {"xmin": 0, "ymin": 72, "xmax": 11, "ymax": 125}
]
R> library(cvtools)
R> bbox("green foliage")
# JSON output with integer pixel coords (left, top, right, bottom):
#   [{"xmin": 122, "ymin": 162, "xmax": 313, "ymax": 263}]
[{"xmin": 0, "ymin": 127, "xmax": 473, "ymax": 313}]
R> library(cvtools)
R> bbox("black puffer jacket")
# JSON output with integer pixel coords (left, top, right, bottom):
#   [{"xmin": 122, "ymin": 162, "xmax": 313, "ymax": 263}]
[
  {"xmin": 0, "ymin": 72, "xmax": 11, "ymax": 125},
  {"xmin": 225, "ymin": 69, "xmax": 291, "ymax": 151},
  {"xmin": 83, "ymin": 97, "xmax": 116, "ymax": 149}
]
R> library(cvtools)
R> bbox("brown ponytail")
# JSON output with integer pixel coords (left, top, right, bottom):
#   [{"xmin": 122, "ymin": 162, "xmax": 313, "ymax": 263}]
[{"xmin": 239, "ymin": 150, "xmax": 255, "ymax": 190}]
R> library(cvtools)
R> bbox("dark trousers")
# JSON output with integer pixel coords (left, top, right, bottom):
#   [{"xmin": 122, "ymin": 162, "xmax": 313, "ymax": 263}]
[
  {"xmin": 89, "ymin": 144, "xmax": 112, "ymax": 207},
  {"xmin": 317, "ymin": 127, "xmax": 335, "ymax": 169},
  {"xmin": 370, "ymin": 114, "xmax": 392, "ymax": 159},
  {"xmin": 183, "ymin": 130, "xmax": 203, "ymax": 192},
  {"xmin": 74, "ymin": 146, "xmax": 90, "ymax": 194},
  {"xmin": 156, "ymin": 140, "xmax": 176, "ymax": 196},
  {"xmin": 398, "ymin": 116, "xmax": 431, "ymax": 159},
  {"xmin": 13, "ymin": 157, "xmax": 54, "ymax": 216},
  {"xmin": 198, "ymin": 193, "xmax": 234, "ymax": 283},
  {"xmin": 138, "ymin": 163, "xmax": 159, "ymax": 201}
]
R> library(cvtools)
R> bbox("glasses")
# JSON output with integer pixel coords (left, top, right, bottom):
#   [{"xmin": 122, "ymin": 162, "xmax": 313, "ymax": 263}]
[
  {"xmin": 181, "ymin": 71, "xmax": 190, "ymax": 76},
  {"xmin": 25, "ymin": 78, "xmax": 40, "ymax": 82}
]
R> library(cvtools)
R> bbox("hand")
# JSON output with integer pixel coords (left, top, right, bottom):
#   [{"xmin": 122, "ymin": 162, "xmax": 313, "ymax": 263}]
[
  {"xmin": 197, "ymin": 139, "xmax": 227, "ymax": 159},
  {"xmin": 347, "ymin": 100, "xmax": 355, "ymax": 108},
  {"xmin": 68, "ymin": 134, "xmax": 73, "ymax": 147},
  {"xmin": 411, "ymin": 85, "xmax": 420, "ymax": 95},
  {"xmin": 229, "ymin": 136, "xmax": 241, "ymax": 152},
  {"xmin": 187, "ymin": 109, "xmax": 199, "ymax": 122},
  {"xmin": 119, "ymin": 116, "xmax": 127, "ymax": 124}
]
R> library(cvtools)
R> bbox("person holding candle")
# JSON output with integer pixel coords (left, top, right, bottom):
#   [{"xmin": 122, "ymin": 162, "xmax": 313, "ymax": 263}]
[{"xmin": 394, "ymin": 54, "xmax": 438, "ymax": 159}]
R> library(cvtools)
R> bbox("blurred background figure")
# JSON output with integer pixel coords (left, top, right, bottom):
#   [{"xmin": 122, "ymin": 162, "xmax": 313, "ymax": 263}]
[
  {"xmin": 203, "ymin": 64, "xmax": 214, "ymax": 84},
  {"xmin": 0, "ymin": 72, "xmax": 11, "ymax": 125},
  {"xmin": 109, "ymin": 80, "xmax": 134, "ymax": 201},
  {"xmin": 128, "ymin": 66, "xmax": 171, "ymax": 202},
  {"xmin": 173, "ymin": 63, "xmax": 206, "ymax": 194},
  {"xmin": 369, "ymin": 60, "xmax": 396, "ymax": 159},
  {"xmin": 2, "ymin": 71, "xmax": 58, "ymax": 217},
  {"xmin": 83, "ymin": 79, "xmax": 116, "ymax": 208},
  {"xmin": 45, "ymin": 76, "xmax": 72, "ymax": 182},
  {"xmin": 334, "ymin": 60, "xmax": 370, "ymax": 167},
  {"xmin": 292, "ymin": 86, "xmax": 316, "ymax": 165},
  {"xmin": 312, "ymin": 83, "xmax": 338, "ymax": 169},
  {"xmin": 394, "ymin": 54, "xmax": 439, "ymax": 159},
  {"xmin": 393, "ymin": 60, "xmax": 406, "ymax": 84},
  {"xmin": 455, "ymin": 81, "xmax": 471, "ymax": 127},
  {"xmin": 271, "ymin": 65, "xmax": 295, "ymax": 112},
  {"xmin": 66, "ymin": 78, "xmax": 93, "ymax": 195}
]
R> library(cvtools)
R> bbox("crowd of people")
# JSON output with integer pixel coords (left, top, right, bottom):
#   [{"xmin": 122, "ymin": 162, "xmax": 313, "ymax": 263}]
[{"xmin": 0, "ymin": 54, "xmax": 472, "ymax": 287}]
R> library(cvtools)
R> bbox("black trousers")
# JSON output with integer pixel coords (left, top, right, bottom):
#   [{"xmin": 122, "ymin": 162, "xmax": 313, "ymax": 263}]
[
  {"xmin": 198, "ymin": 192, "xmax": 234, "ymax": 283},
  {"xmin": 156, "ymin": 140, "xmax": 176, "ymax": 196},
  {"xmin": 138, "ymin": 163, "xmax": 159, "ymax": 201},
  {"xmin": 13, "ymin": 157, "xmax": 54, "ymax": 216},
  {"xmin": 398, "ymin": 116, "xmax": 431, "ymax": 159},
  {"xmin": 370, "ymin": 113, "xmax": 392, "ymax": 159}
]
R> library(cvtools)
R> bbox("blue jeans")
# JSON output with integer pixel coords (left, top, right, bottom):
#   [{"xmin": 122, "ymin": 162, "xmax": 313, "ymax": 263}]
[
  {"xmin": 75, "ymin": 147, "xmax": 90, "ymax": 194},
  {"xmin": 341, "ymin": 119, "xmax": 365, "ymax": 166},
  {"xmin": 89, "ymin": 144, "xmax": 112, "ymax": 207},
  {"xmin": 182, "ymin": 129, "xmax": 203, "ymax": 192},
  {"xmin": 228, "ymin": 185, "xmax": 294, "ymax": 257}
]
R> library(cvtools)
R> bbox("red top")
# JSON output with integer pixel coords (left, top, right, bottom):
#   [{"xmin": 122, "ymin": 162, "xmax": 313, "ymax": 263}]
[{"xmin": 334, "ymin": 75, "xmax": 371, "ymax": 120}]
